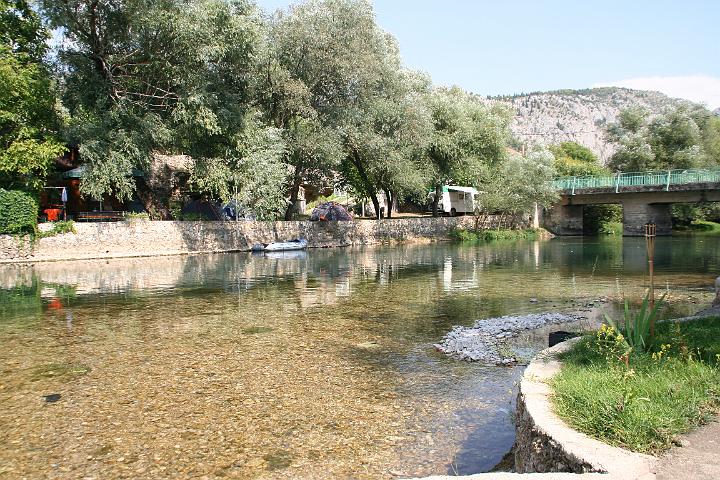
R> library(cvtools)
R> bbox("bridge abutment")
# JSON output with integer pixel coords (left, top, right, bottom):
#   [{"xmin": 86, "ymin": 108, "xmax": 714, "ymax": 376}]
[
  {"xmin": 621, "ymin": 202, "xmax": 672, "ymax": 236},
  {"xmin": 543, "ymin": 204, "xmax": 583, "ymax": 235}
]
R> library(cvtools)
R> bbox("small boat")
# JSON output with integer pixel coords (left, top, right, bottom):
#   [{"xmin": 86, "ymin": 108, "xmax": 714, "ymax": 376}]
[{"xmin": 251, "ymin": 238, "xmax": 308, "ymax": 252}]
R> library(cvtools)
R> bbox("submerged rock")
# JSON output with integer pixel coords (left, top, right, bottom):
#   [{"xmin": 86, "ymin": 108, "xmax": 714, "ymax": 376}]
[{"xmin": 435, "ymin": 312, "xmax": 585, "ymax": 365}]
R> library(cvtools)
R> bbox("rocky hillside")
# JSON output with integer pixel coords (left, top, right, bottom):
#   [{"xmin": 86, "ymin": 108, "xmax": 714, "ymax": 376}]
[{"xmin": 492, "ymin": 87, "xmax": 695, "ymax": 162}]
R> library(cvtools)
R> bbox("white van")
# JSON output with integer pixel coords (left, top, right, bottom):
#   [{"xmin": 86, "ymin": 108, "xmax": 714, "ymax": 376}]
[{"xmin": 428, "ymin": 186, "xmax": 479, "ymax": 216}]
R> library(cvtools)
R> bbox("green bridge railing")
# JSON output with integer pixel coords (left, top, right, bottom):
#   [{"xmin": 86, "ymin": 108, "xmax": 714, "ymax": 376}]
[{"xmin": 553, "ymin": 168, "xmax": 720, "ymax": 195}]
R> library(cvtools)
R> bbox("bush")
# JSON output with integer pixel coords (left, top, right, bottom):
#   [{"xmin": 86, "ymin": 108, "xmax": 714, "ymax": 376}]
[
  {"xmin": 584, "ymin": 204, "xmax": 622, "ymax": 235},
  {"xmin": 0, "ymin": 189, "xmax": 38, "ymax": 235},
  {"xmin": 125, "ymin": 212, "xmax": 150, "ymax": 220},
  {"xmin": 38, "ymin": 220, "xmax": 76, "ymax": 238},
  {"xmin": 450, "ymin": 228, "xmax": 542, "ymax": 242}
]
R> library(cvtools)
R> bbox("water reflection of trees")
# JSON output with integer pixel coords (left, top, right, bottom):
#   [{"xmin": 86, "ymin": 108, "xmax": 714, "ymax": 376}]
[{"xmin": 1, "ymin": 237, "xmax": 717, "ymax": 319}]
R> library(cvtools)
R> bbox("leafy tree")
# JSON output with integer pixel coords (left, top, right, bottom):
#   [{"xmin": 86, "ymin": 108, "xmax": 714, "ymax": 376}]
[
  {"xmin": 477, "ymin": 147, "xmax": 558, "ymax": 227},
  {"xmin": 266, "ymin": 0, "xmax": 429, "ymax": 219},
  {"xmin": 607, "ymin": 105, "xmax": 720, "ymax": 171},
  {"xmin": 41, "ymin": 0, "xmax": 279, "ymax": 215},
  {"xmin": 424, "ymin": 87, "xmax": 512, "ymax": 217},
  {"xmin": 550, "ymin": 141, "xmax": 607, "ymax": 177},
  {"xmin": 0, "ymin": 1, "xmax": 64, "ymax": 191}
]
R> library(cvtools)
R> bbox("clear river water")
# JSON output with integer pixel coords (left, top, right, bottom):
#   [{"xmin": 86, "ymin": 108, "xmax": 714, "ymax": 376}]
[{"xmin": 0, "ymin": 236, "xmax": 717, "ymax": 479}]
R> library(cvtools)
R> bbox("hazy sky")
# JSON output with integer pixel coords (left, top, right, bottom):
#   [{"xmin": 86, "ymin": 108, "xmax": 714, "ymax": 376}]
[{"xmin": 256, "ymin": 0, "xmax": 720, "ymax": 108}]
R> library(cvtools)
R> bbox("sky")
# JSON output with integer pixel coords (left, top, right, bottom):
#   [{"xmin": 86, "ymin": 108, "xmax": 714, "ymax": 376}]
[{"xmin": 256, "ymin": 0, "xmax": 720, "ymax": 109}]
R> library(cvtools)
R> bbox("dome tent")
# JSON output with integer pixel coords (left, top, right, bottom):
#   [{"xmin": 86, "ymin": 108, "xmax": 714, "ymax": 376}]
[{"xmin": 310, "ymin": 202, "xmax": 352, "ymax": 221}]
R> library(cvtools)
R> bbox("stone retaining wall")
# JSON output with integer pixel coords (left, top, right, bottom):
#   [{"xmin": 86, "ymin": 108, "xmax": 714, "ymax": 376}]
[{"xmin": 0, "ymin": 216, "xmax": 489, "ymax": 263}]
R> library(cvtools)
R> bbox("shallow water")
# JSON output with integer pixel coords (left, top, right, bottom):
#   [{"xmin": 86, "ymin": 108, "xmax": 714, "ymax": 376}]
[{"xmin": 0, "ymin": 236, "xmax": 717, "ymax": 478}]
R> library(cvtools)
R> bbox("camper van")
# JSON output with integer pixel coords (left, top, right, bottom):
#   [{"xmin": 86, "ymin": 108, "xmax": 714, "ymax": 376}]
[{"xmin": 428, "ymin": 186, "xmax": 479, "ymax": 216}]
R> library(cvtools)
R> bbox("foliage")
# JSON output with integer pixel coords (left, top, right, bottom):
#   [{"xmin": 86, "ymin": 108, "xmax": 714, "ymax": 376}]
[
  {"xmin": 178, "ymin": 212, "xmax": 211, "ymax": 221},
  {"xmin": 188, "ymin": 114, "xmax": 289, "ymax": 220},
  {"xmin": 553, "ymin": 317, "xmax": 720, "ymax": 453},
  {"xmin": 37, "ymin": 0, "xmax": 561, "ymax": 219},
  {"xmin": 477, "ymin": 147, "xmax": 558, "ymax": 222},
  {"xmin": 671, "ymin": 203, "xmax": 720, "ymax": 227},
  {"xmin": 450, "ymin": 227, "xmax": 543, "ymax": 242},
  {"xmin": 0, "ymin": 2, "xmax": 64, "ymax": 191},
  {"xmin": 0, "ymin": 188, "xmax": 38, "ymax": 234},
  {"xmin": 598, "ymin": 220, "xmax": 623, "ymax": 236},
  {"xmin": 38, "ymin": 220, "xmax": 75, "ymax": 238},
  {"xmin": 425, "ymin": 87, "xmax": 512, "ymax": 216},
  {"xmin": 602, "ymin": 292, "xmax": 665, "ymax": 354},
  {"xmin": 584, "ymin": 204, "xmax": 622, "ymax": 235},
  {"xmin": 41, "ymin": 0, "xmax": 267, "ymax": 208},
  {"xmin": 606, "ymin": 105, "xmax": 720, "ymax": 171},
  {"xmin": 673, "ymin": 220, "xmax": 720, "ymax": 235},
  {"xmin": 550, "ymin": 141, "xmax": 607, "ymax": 177},
  {"xmin": 124, "ymin": 212, "xmax": 149, "ymax": 220}
]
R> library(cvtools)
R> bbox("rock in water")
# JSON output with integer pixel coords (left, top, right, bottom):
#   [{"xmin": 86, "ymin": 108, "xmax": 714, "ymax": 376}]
[{"xmin": 435, "ymin": 312, "xmax": 584, "ymax": 365}]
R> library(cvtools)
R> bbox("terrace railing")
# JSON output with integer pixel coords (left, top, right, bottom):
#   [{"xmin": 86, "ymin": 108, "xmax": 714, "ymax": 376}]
[{"xmin": 553, "ymin": 168, "xmax": 720, "ymax": 195}]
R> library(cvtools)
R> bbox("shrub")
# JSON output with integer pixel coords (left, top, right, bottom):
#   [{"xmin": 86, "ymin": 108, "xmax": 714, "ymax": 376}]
[
  {"xmin": 450, "ymin": 227, "xmax": 542, "ymax": 242},
  {"xmin": 602, "ymin": 292, "xmax": 665, "ymax": 355},
  {"xmin": 38, "ymin": 220, "xmax": 76, "ymax": 238},
  {"xmin": 0, "ymin": 189, "xmax": 38, "ymax": 235},
  {"xmin": 125, "ymin": 212, "xmax": 150, "ymax": 220}
]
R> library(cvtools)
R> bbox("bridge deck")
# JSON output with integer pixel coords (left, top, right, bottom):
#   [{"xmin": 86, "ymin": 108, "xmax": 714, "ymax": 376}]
[{"xmin": 554, "ymin": 168, "xmax": 720, "ymax": 195}]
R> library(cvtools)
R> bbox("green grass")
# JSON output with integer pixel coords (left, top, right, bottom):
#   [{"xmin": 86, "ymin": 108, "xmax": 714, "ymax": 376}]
[
  {"xmin": 450, "ymin": 228, "xmax": 543, "ymax": 242},
  {"xmin": 674, "ymin": 220, "xmax": 720, "ymax": 235},
  {"xmin": 552, "ymin": 317, "xmax": 720, "ymax": 454}
]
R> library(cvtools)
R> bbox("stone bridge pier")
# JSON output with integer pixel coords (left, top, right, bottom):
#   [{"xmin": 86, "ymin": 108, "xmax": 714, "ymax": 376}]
[
  {"xmin": 621, "ymin": 202, "xmax": 671, "ymax": 236},
  {"xmin": 545, "ymin": 173, "xmax": 720, "ymax": 236},
  {"xmin": 544, "ymin": 202, "xmax": 673, "ymax": 237}
]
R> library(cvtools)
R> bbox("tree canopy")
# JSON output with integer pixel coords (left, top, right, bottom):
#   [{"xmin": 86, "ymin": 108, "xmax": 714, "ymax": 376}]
[
  {"xmin": 2, "ymin": 0, "xmax": 565, "ymax": 221},
  {"xmin": 0, "ymin": 1, "xmax": 64, "ymax": 191},
  {"xmin": 606, "ymin": 105, "xmax": 720, "ymax": 172}
]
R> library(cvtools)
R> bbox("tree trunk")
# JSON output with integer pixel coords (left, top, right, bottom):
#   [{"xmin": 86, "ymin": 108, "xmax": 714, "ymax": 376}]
[
  {"xmin": 385, "ymin": 191, "xmax": 393, "ymax": 218},
  {"xmin": 349, "ymin": 148, "xmax": 381, "ymax": 219},
  {"xmin": 284, "ymin": 168, "xmax": 302, "ymax": 221},
  {"xmin": 432, "ymin": 184, "xmax": 441, "ymax": 217},
  {"xmin": 370, "ymin": 194, "xmax": 380, "ymax": 219},
  {"xmin": 136, "ymin": 179, "xmax": 171, "ymax": 220}
]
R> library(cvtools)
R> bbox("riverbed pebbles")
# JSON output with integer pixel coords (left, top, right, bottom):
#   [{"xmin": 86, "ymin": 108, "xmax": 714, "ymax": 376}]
[{"xmin": 435, "ymin": 313, "xmax": 586, "ymax": 365}]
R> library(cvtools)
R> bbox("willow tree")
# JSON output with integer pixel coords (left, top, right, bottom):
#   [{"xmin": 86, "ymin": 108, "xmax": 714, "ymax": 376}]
[
  {"xmin": 41, "ymin": 0, "xmax": 288, "ymax": 217},
  {"xmin": 264, "ymin": 0, "xmax": 430, "ymax": 219},
  {"xmin": 424, "ymin": 87, "xmax": 513, "ymax": 217}
]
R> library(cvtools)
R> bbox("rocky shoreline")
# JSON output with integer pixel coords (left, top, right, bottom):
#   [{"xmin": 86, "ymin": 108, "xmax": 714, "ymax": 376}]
[{"xmin": 434, "ymin": 312, "xmax": 587, "ymax": 365}]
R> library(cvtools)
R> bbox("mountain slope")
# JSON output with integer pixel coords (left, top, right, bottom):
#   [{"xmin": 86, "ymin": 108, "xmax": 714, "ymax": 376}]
[{"xmin": 493, "ymin": 87, "xmax": 696, "ymax": 162}]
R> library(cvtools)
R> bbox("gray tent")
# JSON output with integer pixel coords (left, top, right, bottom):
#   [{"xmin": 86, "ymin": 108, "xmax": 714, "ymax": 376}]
[{"xmin": 310, "ymin": 202, "xmax": 352, "ymax": 221}]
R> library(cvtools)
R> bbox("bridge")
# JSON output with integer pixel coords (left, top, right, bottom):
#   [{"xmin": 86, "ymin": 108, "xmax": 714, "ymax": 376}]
[{"xmin": 544, "ymin": 168, "xmax": 720, "ymax": 236}]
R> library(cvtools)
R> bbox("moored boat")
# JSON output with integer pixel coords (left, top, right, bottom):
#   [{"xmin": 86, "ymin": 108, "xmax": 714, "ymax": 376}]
[{"xmin": 251, "ymin": 238, "xmax": 308, "ymax": 252}]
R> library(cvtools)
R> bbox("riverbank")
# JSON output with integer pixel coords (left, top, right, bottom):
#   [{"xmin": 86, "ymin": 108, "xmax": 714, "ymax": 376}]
[
  {"xmin": 0, "ymin": 216, "xmax": 512, "ymax": 263},
  {"xmin": 552, "ymin": 316, "xmax": 720, "ymax": 454}
]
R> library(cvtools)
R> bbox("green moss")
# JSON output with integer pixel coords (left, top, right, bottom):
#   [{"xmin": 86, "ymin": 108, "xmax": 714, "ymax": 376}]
[
  {"xmin": 31, "ymin": 363, "xmax": 91, "ymax": 381},
  {"xmin": 552, "ymin": 317, "xmax": 720, "ymax": 454}
]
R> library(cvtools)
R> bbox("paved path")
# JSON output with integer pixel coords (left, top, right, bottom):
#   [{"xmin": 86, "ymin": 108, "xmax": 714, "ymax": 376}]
[{"xmin": 655, "ymin": 420, "xmax": 720, "ymax": 480}]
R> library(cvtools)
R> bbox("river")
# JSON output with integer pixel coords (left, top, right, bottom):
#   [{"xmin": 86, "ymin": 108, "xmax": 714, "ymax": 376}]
[{"xmin": 0, "ymin": 236, "xmax": 717, "ymax": 478}]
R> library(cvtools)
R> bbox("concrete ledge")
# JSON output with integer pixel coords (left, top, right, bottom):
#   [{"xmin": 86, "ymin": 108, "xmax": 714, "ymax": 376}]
[
  {"xmin": 411, "ymin": 338, "xmax": 657, "ymax": 480},
  {"xmin": 514, "ymin": 339, "xmax": 656, "ymax": 479}
]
